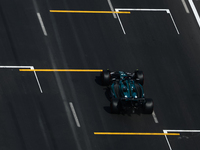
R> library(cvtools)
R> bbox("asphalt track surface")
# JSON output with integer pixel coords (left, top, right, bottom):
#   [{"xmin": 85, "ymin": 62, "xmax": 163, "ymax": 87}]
[{"xmin": 0, "ymin": 0, "xmax": 200, "ymax": 150}]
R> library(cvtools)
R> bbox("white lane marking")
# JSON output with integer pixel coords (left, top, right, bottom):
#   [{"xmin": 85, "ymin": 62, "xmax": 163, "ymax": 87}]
[
  {"xmin": 115, "ymin": 8, "xmax": 180, "ymax": 35},
  {"xmin": 163, "ymin": 130, "xmax": 200, "ymax": 150},
  {"xmin": 166, "ymin": 10, "xmax": 180, "ymax": 34},
  {"xmin": 0, "ymin": 66, "xmax": 33, "ymax": 69},
  {"xmin": 164, "ymin": 130, "xmax": 200, "ymax": 132},
  {"xmin": 69, "ymin": 102, "xmax": 81, "ymax": 127},
  {"xmin": 163, "ymin": 130, "xmax": 173, "ymax": 150},
  {"xmin": 37, "ymin": 13, "xmax": 48, "ymax": 36},
  {"xmin": 188, "ymin": 0, "xmax": 200, "ymax": 28},
  {"xmin": 107, "ymin": 0, "xmax": 117, "ymax": 18},
  {"xmin": 30, "ymin": 66, "xmax": 43, "ymax": 93},
  {"xmin": 115, "ymin": 10, "xmax": 126, "ymax": 34},
  {"xmin": 0, "ymin": 66, "xmax": 43, "ymax": 93},
  {"xmin": 152, "ymin": 111, "xmax": 159, "ymax": 123},
  {"xmin": 181, "ymin": 0, "xmax": 190, "ymax": 13},
  {"xmin": 116, "ymin": 8, "xmax": 168, "ymax": 11}
]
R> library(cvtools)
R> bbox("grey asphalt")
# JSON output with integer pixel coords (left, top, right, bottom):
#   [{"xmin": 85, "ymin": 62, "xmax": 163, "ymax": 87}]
[{"xmin": 0, "ymin": 0, "xmax": 200, "ymax": 150}]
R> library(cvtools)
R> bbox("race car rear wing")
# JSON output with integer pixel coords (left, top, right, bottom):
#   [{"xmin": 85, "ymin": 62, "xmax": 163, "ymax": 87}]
[{"xmin": 120, "ymin": 98, "xmax": 145, "ymax": 102}]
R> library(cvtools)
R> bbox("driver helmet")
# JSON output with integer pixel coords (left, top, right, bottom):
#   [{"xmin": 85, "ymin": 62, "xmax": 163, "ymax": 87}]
[{"xmin": 123, "ymin": 86, "xmax": 127, "ymax": 92}]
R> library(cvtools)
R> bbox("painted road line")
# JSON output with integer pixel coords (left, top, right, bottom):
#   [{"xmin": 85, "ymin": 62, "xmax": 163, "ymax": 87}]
[
  {"xmin": 94, "ymin": 132, "xmax": 180, "ymax": 136},
  {"xmin": 0, "ymin": 66, "xmax": 33, "ymax": 69},
  {"xmin": 181, "ymin": 0, "xmax": 190, "ymax": 13},
  {"xmin": 49, "ymin": 10, "xmax": 130, "ymax": 14},
  {"xmin": 30, "ymin": 66, "xmax": 43, "ymax": 93},
  {"xmin": 164, "ymin": 130, "xmax": 200, "ymax": 132},
  {"xmin": 166, "ymin": 10, "xmax": 180, "ymax": 34},
  {"xmin": 116, "ymin": 10, "xmax": 126, "ymax": 34},
  {"xmin": 116, "ymin": 8, "xmax": 168, "ymax": 12},
  {"xmin": 115, "ymin": 8, "xmax": 180, "ymax": 35},
  {"xmin": 163, "ymin": 130, "xmax": 200, "ymax": 150},
  {"xmin": 188, "ymin": 0, "xmax": 200, "ymax": 28},
  {"xmin": 164, "ymin": 131, "xmax": 173, "ymax": 150},
  {"xmin": 107, "ymin": 0, "xmax": 117, "ymax": 18},
  {"xmin": 0, "ymin": 66, "xmax": 43, "ymax": 93},
  {"xmin": 19, "ymin": 69, "xmax": 103, "ymax": 72},
  {"xmin": 152, "ymin": 111, "xmax": 159, "ymax": 123},
  {"xmin": 69, "ymin": 102, "xmax": 81, "ymax": 127},
  {"xmin": 37, "ymin": 13, "xmax": 47, "ymax": 36}
]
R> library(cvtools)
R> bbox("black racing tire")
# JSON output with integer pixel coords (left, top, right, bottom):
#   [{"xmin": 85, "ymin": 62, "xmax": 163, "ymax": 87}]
[
  {"xmin": 135, "ymin": 70, "xmax": 144, "ymax": 85},
  {"xmin": 113, "ymin": 83, "xmax": 120, "ymax": 98},
  {"xmin": 110, "ymin": 98, "xmax": 120, "ymax": 114},
  {"xmin": 143, "ymin": 98, "xmax": 153, "ymax": 114},
  {"xmin": 101, "ymin": 70, "xmax": 110, "ymax": 86},
  {"xmin": 134, "ymin": 83, "xmax": 142, "ymax": 98}
]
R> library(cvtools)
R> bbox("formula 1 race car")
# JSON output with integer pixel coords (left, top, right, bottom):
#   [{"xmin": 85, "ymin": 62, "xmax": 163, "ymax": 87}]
[{"xmin": 101, "ymin": 69, "xmax": 153, "ymax": 114}]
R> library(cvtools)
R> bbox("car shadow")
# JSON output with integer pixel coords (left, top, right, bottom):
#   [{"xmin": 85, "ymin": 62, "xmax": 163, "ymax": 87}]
[
  {"xmin": 103, "ymin": 106, "xmax": 111, "ymax": 114},
  {"xmin": 103, "ymin": 105, "xmax": 142, "ymax": 116},
  {"xmin": 104, "ymin": 87, "xmax": 111, "ymax": 102},
  {"xmin": 95, "ymin": 76, "xmax": 102, "ymax": 86},
  {"xmin": 95, "ymin": 75, "xmax": 110, "ymax": 101}
]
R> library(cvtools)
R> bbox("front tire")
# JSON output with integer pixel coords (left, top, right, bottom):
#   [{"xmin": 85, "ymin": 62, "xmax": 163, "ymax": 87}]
[
  {"xmin": 135, "ymin": 70, "xmax": 144, "ymax": 85},
  {"xmin": 110, "ymin": 98, "xmax": 120, "ymax": 114},
  {"xmin": 143, "ymin": 98, "xmax": 153, "ymax": 114},
  {"xmin": 101, "ymin": 69, "xmax": 110, "ymax": 86}
]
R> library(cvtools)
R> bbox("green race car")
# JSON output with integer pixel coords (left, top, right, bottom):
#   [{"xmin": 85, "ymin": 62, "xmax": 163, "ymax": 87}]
[{"xmin": 101, "ymin": 69, "xmax": 153, "ymax": 114}]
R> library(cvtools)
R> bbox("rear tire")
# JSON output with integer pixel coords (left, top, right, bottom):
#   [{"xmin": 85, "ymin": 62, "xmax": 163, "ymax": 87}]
[
  {"xmin": 143, "ymin": 98, "xmax": 153, "ymax": 114},
  {"xmin": 135, "ymin": 70, "xmax": 144, "ymax": 85},
  {"xmin": 134, "ymin": 83, "xmax": 142, "ymax": 98},
  {"xmin": 101, "ymin": 70, "xmax": 110, "ymax": 86},
  {"xmin": 110, "ymin": 98, "xmax": 120, "ymax": 114}
]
